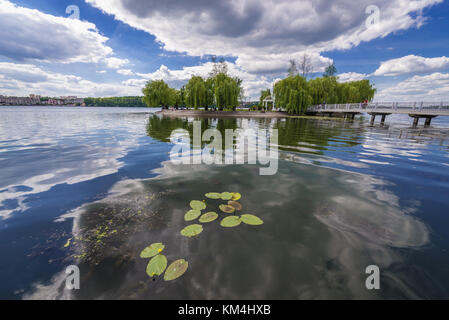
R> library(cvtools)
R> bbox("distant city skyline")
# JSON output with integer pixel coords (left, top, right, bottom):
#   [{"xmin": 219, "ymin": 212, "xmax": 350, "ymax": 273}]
[
  {"xmin": 1, "ymin": 0, "xmax": 449, "ymax": 101},
  {"xmin": 0, "ymin": 94, "xmax": 85, "ymax": 106}
]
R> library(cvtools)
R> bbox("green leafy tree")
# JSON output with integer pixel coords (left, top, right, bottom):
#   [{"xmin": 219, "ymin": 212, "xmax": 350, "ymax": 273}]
[
  {"xmin": 323, "ymin": 64, "xmax": 337, "ymax": 77},
  {"xmin": 308, "ymin": 76, "xmax": 339, "ymax": 105},
  {"xmin": 349, "ymin": 80, "xmax": 376, "ymax": 102},
  {"xmin": 274, "ymin": 75, "xmax": 312, "ymax": 114},
  {"xmin": 212, "ymin": 73, "xmax": 241, "ymax": 111},
  {"xmin": 185, "ymin": 76, "xmax": 208, "ymax": 110},
  {"xmin": 336, "ymin": 80, "xmax": 376, "ymax": 103},
  {"xmin": 142, "ymin": 80, "xmax": 175, "ymax": 109},
  {"xmin": 177, "ymin": 85, "xmax": 186, "ymax": 109},
  {"xmin": 84, "ymin": 96, "xmax": 145, "ymax": 107},
  {"xmin": 205, "ymin": 78, "xmax": 215, "ymax": 109}
]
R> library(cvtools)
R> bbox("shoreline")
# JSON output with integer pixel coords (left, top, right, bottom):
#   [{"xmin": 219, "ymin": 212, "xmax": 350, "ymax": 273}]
[{"xmin": 158, "ymin": 109, "xmax": 346, "ymax": 120}]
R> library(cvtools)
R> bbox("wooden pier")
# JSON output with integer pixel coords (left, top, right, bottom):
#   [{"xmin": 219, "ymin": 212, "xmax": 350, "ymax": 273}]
[{"xmin": 307, "ymin": 102, "xmax": 449, "ymax": 127}]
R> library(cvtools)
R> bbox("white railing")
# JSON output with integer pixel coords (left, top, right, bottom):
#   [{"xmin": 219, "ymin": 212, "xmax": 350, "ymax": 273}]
[{"xmin": 308, "ymin": 102, "xmax": 449, "ymax": 112}]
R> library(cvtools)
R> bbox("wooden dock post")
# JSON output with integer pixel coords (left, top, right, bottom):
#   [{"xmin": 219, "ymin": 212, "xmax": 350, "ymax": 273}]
[
  {"xmin": 409, "ymin": 115, "xmax": 437, "ymax": 127},
  {"xmin": 424, "ymin": 116, "xmax": 437, "ymax": 127}
]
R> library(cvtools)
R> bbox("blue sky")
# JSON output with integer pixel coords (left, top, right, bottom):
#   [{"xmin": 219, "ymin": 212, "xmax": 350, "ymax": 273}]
[{"xmin": 1, "ymin": 0, "xmax": 449, "ymax": 101}]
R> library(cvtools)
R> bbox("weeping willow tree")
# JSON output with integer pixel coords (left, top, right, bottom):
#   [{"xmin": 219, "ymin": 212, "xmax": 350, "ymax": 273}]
[
  {"xmin": 213, "ymin": 73, "xmax": 242, "ymax": 111},
  {"xmin": 142, "ymin": 80, "xmax": 176, "ymax": 109},
  {"xmin": 142, "ymin": 59, "xmax": 242, "ymax": 111},
  {"xmin": 271, "ymin": 75, "xmax": 376, "ymax": 114},
  {"xmin": 337, "ymin": 79, "xmax": 376, "ymax": 103},
  {"xmin": 274, "ymin": 75, "xmax": 312, "ymax": 114},
  {"xmin": 308, "ymin": 76, "xmax": 339, "ymax": 105},
  {"xmin": 175, "ymin": 86, "xmax": 186, "ymax": 109},
  {"xmin": 185, "ymin": 76, "xmax": 207, "ymax": 110}
]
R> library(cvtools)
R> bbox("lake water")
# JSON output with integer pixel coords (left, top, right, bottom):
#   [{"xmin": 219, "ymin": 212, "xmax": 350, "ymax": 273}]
[{"xmin": 0, "ymin": 106, "xmax": 448, "ymax": 299}]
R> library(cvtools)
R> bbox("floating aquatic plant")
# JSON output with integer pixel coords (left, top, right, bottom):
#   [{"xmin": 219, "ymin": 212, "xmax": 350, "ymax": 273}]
[
  {"xmin": 199, "ymin": 212, "xmax": 218, "ymax": 223},
  {"xmin": 205, "ymin": 192, "xmax": 221, "ymax": 199},
  {"xmin": 140, "ymin": 242, "xmax": 189, "ymax": 280},
  {"xmin": 219, "ymin": 204, "xmax": 235, "ymax": 214},
  {"xmin": 184, "ymin": 209, "xmax": 201, "ymax": 221},
  {"xmin": 140, "ymin": 243, "xmax": 165, "ymax": 258},
  {"xmin": 231, "ymin": 192, "xmax": 241, "ymax": 201},
  {"xmin": 164, "ymin": 259, "xmax": 189, "ymax": 281},
  {"xmin": 138, "ymin": 192, "xmax": 263, "ymax": 283},
  {"xmin": 228, "ymin": 201, "xmax": 242, "ymax": 211},
  {"xmin": 220, "ymin": 214, "xmax": 264, "ymax": 228},
  {"xmin": 190, "ymin": 200, "xmax": 206, "ymax": 211},
  {"xmin": 64, "ymin": 238, "xmax": 72, "ymax": 248},
  {"xmin": 180, "ymin": 224, "xmax": 204, "ymax": 237},
  {"xmin": 220, "ymin": 216, "xmax": 242, "ymax": 228},
  {"xmin": 146, "ymin": 254, "xmax": 167, "ymax": 277},
  {"xmin": 220, "ymin": 192, "xmax": 233, "ymax": 201},
  {"xmin": 240, "ymin": 214, "xmax": 264, "ymax": 226}
]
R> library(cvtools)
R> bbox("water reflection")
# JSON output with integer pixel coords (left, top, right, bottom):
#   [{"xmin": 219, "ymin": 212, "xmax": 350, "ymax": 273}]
[
  {"xmin": 25, "ymin": 157, "xmax": 433, "ymax": 299},
  {"xmin": 147, "ymin": 116, "xmax": 238, "ymax": 147},
  {"xmin": 0, "ymin": 107, "xmax": 153, "ymax": 220},
  {"xmin": 2, "ymin": 110, "xmax": 449, "ymax": 299}
]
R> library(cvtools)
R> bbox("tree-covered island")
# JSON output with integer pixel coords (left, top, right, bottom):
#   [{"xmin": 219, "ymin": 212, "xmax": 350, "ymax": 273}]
[{"xmin": 142, "ymin": 58, "xmax": 376, "ymax": 115}]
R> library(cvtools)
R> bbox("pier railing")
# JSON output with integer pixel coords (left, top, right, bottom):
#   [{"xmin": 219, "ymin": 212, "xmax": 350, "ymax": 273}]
[{"xmin": 308, "ymin": 102, "xmax": 449, "ymax": 113}]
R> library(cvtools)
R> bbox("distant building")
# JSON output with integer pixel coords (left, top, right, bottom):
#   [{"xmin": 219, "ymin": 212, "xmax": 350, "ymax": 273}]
[
  {"xmin": 0, "ymin": 95, "xmax": 41, "ymax": 106},
  {"xmin": 0, "ymin": 94, "xmax": 84, "ymax": 106},
  {"xmin": 48, "ymin": 98, "xmax": 64, "ymax": 105}
]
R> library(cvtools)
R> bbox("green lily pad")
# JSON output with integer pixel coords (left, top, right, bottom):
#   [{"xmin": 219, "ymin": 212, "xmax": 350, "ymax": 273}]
[
  {"xmin": 140, "ymin": 243, "xmax": 165, "ymax": 258},
  {"xmin": 164, "ymin": 259, "xmax": 189, "ymax": 281},
  {"xmin": 205, "ymin": 192, "xmax": 221, "ymax": 199},
  {"xmin": 241, "ymin": 214, "xmax": 264, "ymax": 226},
  {"xmin": 146, "ymin": 254, "xmax": 167, "ymax": 277},
  {"xmin": 220, "ymin": 216, "xmax": 242, "ymax": 228},
  {"xmin": 219, "ymin": 204, "xmax": 235, "ymax": 214},
  {"xmin": 231, "ymin": 192, "xmax": 242, "ymax": 201},
  {"xmin": 184, "ymin": 209, "xmax": 201, "ymax": 221},
  {"xmin": 64, "ymin": 238, "xmax": 72, "ymax": 248},
  {"xmin": 180, "ymin": 224, "xmax": 204, "ymax": 237},
  {"xmin": 228, "ymin": 201, "xmax": 242, "ymax": 211},
  {"xmin": 199, "ymin": 212, "xmax": 218, "ymax": 223},
  {"xmin": 220, "ymin": 192, "xmax": 233, "ymax": 200},
  {"xmin": 190, "ymin": 200, "xmax": 206, "ymax": 210}
]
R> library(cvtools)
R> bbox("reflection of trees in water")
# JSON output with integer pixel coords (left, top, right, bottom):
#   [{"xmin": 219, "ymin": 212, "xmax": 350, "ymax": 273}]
[
  {"xmin": 147, "ymin": 115, "xmax": 366, "ymax": 156},
  {"xmin": 146, "ymin": 116, "xmax": 194, "ymax": 142},
  {"xmin": 146, "ymin": 116, "xmax": 238, "ymax": 151},
  {"xmin": 274, "ymin": 118, "xmax": 364, "ymax": 154}
]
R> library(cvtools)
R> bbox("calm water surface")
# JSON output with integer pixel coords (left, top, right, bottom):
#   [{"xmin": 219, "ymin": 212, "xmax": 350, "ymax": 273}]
[{"xmin": 0, "ymin": 106, "xmax": 448, "ymax": 299}]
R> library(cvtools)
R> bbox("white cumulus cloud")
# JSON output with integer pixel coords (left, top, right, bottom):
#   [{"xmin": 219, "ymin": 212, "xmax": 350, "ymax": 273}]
[
  {"xmin": 85, "ymin": 0, "xmax": 442, "ymax": 73},
  {"xmin": 117, "ymin": 69, "xmax": 135, "ymax": 76},
  {"xmin": 0, "ymin": 0, "xmax": 113, "ymax": 63},
  {"xmin": 0, "ymin": 62, "xmax": 142, "ymax": 97},
  {"xmin": 104, "ymin": 57, "xmax": 130, "ymax": 69},
  {"xmin": 374, "ymin": 55, "xmax": 449, "ymax": 76},
  {"xmin": 338, "ymin": 72, "xmax": 369, "ymax": 82},
  {"xmin": 375, "ymin": 72, "xmax": 449, "ymax": 101}
]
